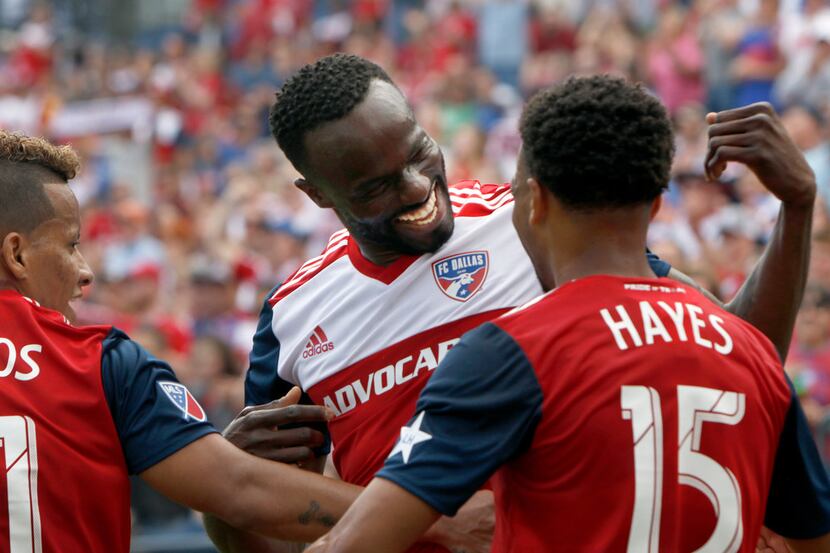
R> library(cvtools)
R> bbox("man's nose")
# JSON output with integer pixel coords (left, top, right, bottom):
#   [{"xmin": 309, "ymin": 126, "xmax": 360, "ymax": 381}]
[
  {"xmin": 398, "ymin": 168, "xmax": 432, "ymax": 206},
  {"xmin": 78, "ymin": 255, "xmax": 95, "ymax": 288}
]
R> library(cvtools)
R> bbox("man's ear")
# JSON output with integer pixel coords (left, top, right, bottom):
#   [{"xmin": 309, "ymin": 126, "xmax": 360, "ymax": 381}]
[
  {"xmin": 1, "ymin": 233, "xmax": 27, "ymax": 280},
  {"xmin": 527, "ymin": 177, "xmax": 548, "ymax": 226},
  {"xmin": 295, "ymin": 178, "xmax": 335, "ymax": 209},
  {"xmin": 649, "ymin": 195, "xmax": 663, "ymax": 221}
]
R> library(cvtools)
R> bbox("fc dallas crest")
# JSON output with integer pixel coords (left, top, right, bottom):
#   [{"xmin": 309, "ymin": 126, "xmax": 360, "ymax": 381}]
[{"xmin": 432, "ymin": 251, "xmax": 489, "ymax": 302}]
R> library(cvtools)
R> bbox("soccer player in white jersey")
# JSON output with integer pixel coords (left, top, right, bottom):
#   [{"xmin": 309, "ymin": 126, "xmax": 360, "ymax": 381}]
[{"xmin": 205, "ymin": 54, "xmax": 817, "ymax": 552}]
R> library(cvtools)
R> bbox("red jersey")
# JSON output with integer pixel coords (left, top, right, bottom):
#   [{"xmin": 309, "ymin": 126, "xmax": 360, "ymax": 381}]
[
  {"xmin": 0, "ymin": 291, "xmax": 214, "ymax": 552},
  {"xmin": 378, "ymin": 276, "xmax": 821, "ymax": 552}
]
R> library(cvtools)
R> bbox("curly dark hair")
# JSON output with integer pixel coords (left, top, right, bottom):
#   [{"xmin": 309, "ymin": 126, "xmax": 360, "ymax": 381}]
[
  {"xmin": 269, "ymin": 53, "xmax": 395, "ymax": 171},
  {"xmin": 519, "ymin": 75, "xmax": 674, "ymax": 210}
]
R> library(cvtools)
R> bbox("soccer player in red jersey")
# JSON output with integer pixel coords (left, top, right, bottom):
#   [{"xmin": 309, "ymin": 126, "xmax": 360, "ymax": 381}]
[
  {"xmin": 0, "ymin": 132, "xmax": 370, "ymax": 552},
  {"xmin": 208, "ymin": 54, "xmax": 818, "ymax": 552},
  {"xmin": 306, "ymin": 76, "xmax": 830, "ymax": 552}
]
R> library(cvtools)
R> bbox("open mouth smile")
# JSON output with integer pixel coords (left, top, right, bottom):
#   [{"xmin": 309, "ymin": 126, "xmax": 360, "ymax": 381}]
[{"xmin": 395, "ymin": 186, "xmax": 439, "ymax": 226}]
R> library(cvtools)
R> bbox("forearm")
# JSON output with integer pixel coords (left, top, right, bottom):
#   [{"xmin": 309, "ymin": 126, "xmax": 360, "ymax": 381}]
[
  {"xmin": 142, "ymin": 435, "xmax": 362, "ymax": 543},
  {"xmin": 223, "ymin": 455, "xmax": 363, "ymax": 542},
  {"xmin": 786, "ymin": 532, "xmax": 830, "ymax": 553},
  {"xmin": 204, "ymin": 515, "xmax": 305, "ymax": 553},
  {"xmin": 725, "ymin": 200, "xmax": 814, "ymax": 360},
  {"xmin": 308, "ymin": 478, "xmax": 439, "ymax": 553}
]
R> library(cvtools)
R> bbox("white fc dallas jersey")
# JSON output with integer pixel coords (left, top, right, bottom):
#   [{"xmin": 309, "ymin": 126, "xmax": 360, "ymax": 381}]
[{"xmin": 244, "ymin": 180, "xmax": 669, "ymax": 487}]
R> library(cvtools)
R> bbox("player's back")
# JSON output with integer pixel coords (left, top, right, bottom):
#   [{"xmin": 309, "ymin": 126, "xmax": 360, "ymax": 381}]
[
  {"xmin": 0, "ymin": 291, "xmax": 130, "ymax": 552},
  {"xmin": 493, "ymin": 275, "xmax": 792, "ymax": 552}
]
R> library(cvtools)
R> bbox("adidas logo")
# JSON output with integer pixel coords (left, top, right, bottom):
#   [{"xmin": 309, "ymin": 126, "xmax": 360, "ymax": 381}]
[{"xmin": 302, "ymin": 325, "xmax": 335, "ymax": 359}]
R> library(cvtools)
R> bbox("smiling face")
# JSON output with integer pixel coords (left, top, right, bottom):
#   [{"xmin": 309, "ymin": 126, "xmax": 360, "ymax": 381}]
[
  {"xmin": 298, "ymin": 80, "xmax": 454, "ymax": 264},
  {"xmin": 14, "ymin": 182, "xmax": 93, "ymax": 321}
]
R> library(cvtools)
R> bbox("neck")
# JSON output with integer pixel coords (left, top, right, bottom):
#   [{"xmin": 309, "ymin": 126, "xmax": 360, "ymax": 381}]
[
  {"xmin": 357, "ymin": 241, "xmax": 401, "ymax": 266},
  {"xmin": 548, "ymin": 208, "xmax": 655, "ymax": 286},
  {"xmin": 0, "ymin": 275, "xmax": 18, "ymax": 293}
]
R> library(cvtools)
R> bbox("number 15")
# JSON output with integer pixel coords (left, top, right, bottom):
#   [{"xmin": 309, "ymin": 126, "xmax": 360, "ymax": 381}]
[{"xmin": 622, "ymin": 385, "xmax": 746, "ymax": 553}]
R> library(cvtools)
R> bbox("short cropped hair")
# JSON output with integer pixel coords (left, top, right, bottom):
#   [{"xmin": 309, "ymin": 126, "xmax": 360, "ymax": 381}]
[
  {"xmin": 269, "ymin": 53, "xmax": 395, "ymax": 171},
  {"xmin": 520, "ymin": 75, "xmax": 674, "ymax": 210},
  {"xmin": 0, "ymin": 131, "xmax": 81, "ymax": 235}
]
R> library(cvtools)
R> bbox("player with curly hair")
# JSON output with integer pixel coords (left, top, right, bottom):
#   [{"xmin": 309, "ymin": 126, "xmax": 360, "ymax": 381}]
[
  {"xmin": 306, "ymin": 75, "xmax": 830, "ymax": 553},
  {"xmin": 208, "ymin": 54, "xmax": 819, "ymax": 552}
]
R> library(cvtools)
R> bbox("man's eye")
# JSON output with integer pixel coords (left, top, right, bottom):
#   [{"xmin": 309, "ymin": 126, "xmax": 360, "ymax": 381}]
[{"xmin": 361, "ymin": 182, "xmax": 390, "ymax": 200}]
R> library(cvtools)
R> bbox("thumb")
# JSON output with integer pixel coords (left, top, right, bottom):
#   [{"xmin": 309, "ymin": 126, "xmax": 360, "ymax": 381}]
[{"xmin": 276, "ymin": 386, "xmax": 303, "ymax": 408}]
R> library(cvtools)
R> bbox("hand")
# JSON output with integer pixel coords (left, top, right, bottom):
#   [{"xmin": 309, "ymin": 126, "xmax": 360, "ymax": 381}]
[
  {"xmin": 223, "ymin": 387, "xmax": 331, "ymax": 465},
  {"xmin": 421, "ymin": 490, "xmax": 494, "ymax": 553},
  {"xmin": 757, "ymin": 526, "xmax": 792, "ymax": 553},
  {"xmin": 705, "ymin": 102, "xmax": 816, "ymax": 208}
]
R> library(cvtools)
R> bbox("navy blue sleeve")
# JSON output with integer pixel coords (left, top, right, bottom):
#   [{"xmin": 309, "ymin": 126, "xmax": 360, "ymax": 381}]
[
  {"xmin": 376, "ymin": 322, "xmax": 543, "ymax": 516},
  {"xmin": 101, "ymin": 328, "xmax": 217, "ymax": 475},
  {"xmin": 647, "ymin": 249, "xmax": 671, "ymax": 277},
  {"xmin": 244, "ymin": 285, "xmax": 331, "ymax": 455},
  {"xmin": 765, "ymin": 379, "xmax": 830, "ymax": 538},
  {"xmin": 244, "ymin": 284, "xmax": 294, "ymax": 406}
]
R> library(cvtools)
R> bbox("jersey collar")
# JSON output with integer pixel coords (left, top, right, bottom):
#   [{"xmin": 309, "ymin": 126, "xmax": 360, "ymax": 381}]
[{"xmin": 347, "ymin": 236, "xmax": 420, "ymax": 284}]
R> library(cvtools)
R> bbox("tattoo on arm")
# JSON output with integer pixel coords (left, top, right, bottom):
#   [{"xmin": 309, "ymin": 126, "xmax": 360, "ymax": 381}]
[{"xmin": 298, "ymin": 501, "xmax": 337, "ymax": 528}]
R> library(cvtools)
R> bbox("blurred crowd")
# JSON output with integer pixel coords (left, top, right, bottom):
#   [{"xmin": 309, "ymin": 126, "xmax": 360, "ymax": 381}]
[{"xmin": 2, "ymin": 0, "xmax": 830, "ymax": 545}]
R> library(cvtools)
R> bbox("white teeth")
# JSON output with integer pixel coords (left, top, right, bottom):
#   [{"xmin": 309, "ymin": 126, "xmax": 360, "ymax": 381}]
[{"xmin": 396, "ymin": 188, "xmax": 438, "ymax": 225}]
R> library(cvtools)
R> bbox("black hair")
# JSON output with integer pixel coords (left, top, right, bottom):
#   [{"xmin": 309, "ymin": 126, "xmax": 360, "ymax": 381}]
[
  {"xmin": 519, "ymin": 75, "xmax": 674, "ymax": 210},
  {"xmin": 269, "ymin": 53, "xmax": 395, "ymax": 171}
]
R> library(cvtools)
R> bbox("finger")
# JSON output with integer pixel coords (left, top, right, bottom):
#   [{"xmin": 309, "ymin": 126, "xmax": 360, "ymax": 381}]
[
  {"xmin": 706, "ymin": 112, "xmax": 717, "ymax": 125},
  {"xmin": 711, "ymin": 101, "xmax": 774, "ymax": 123},
  {"xmin": 243, "ymin": 404, "xmax": 331, "ymax": 428},
  {"xmin": 261, "ymin": 427, "xmax": 326, "ymax": 449},
  {"xmin": 238, "ymin": 397, "xmax": 290, "ymax": 417},
  {"xmin": 706, "ymin": 134, "xmax": 758, "ymax": 179},
  {"xmin": 237, "ymin": 426, "xmax": 326, "ymax": 449},
  {"xmin": 704, "ymin": 143, "xmax": 724, "ymax": 181},
  {"xmin": 707, "ymin": 145, "xmax": 754, "ymax": 177},
  {"xmin": 275, "ymin": 386, "xmax": 302, "ymax": 408},
  {"xmin": 259, "ymin": 446, "xmax": 316, "ymax": 464},
  {"xmin": 235, "ymin": 387, "xmax": 305, "ymax": 418},
  {"xmin": 708, "ymin": 131, "xmax": 760, "ymax": 150},
  {"xmin": 707, "ymin": 115, "xmax": 768, "ymax": 138}
]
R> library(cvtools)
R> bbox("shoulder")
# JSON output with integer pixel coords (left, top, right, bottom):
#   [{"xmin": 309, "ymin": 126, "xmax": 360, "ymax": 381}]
[
  {"xmin": 101, "ymin": 327, "xmax": 150, "ymax": 367},
  {"xmin": 100, "ymin": 327, "xmax": 171, "ymax": 386},
  {"xmin": 268, "ymin": 229, "xmax": 351, "ymax": 307},
  {"xmin": 449, "ymin": 180, "xmax": 513, "ymax": 218},
  {"xmin": 421, "ymin": 322, "xmax": 537, "ymax": 402}
]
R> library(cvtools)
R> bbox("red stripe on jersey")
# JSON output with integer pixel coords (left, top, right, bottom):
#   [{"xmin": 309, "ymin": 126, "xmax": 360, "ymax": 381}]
[
  {"xmin": 269, "ymin": 234, "xmax": 349, "ymax": 307},
  {"xmin": 315, "ymin": 326, "xmax": 329, "ymax": 342},
  {"xmin": 449, "ymin": 180, "xmax": 513, "ymax": 218},
  {"xmin": 269, "ymin": 181, "xmax": 512, "ymax": 305},
  {"xmin": 308, "ymin": 333, "xmax": 321, "ymax": 347}
]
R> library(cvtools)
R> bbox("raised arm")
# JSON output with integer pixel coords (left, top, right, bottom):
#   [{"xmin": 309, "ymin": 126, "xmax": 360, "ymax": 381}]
[{"xmin": 681, "ymin": 102, "xmax": 816, "ymax": 360}]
